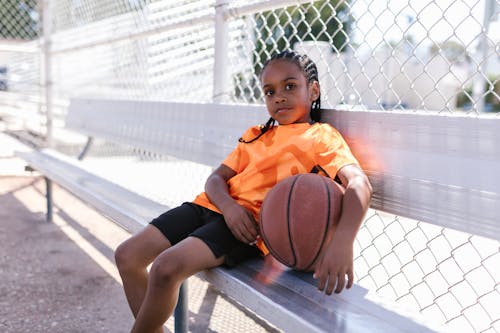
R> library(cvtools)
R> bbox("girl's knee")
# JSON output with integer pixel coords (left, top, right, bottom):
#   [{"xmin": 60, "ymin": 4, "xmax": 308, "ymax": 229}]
[
  {"xmin": 149, "ymin": 253, "xmax": 186, "ymax": 286},
  {"xmin": 115, "ymin": 239, "xmax": 141, "ymax": 271},
  {"xmin": 114, "ymin": 241, "xmax": 129, "ymax": 268}
]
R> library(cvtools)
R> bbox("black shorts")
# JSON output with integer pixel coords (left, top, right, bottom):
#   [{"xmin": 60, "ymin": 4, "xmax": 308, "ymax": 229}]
[{"xmin": 150, "ymin": 202, "xmax": 261, "ymax": 267}]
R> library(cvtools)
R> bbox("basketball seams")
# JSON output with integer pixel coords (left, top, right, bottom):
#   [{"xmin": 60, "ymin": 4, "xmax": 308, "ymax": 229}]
[
  {"xmin": 259, "ymin": 191, "xmax": 290, "ymax": 266},
  {"xmin": 286, "ymin": 174, "xmax": 300, "ymax": 268},
  {"xmin": 304, "ymin": 175, "xmax": 332, "ymax": 271}
]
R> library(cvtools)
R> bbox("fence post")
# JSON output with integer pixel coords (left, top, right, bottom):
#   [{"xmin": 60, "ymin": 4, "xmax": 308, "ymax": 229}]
[
  {"xmin": 472, "ymin": 0, "xmax": 496, "ymax": 113},
  {"xmin": 41, "ymin": 0, "xmax": 54, "ymax": 223},
  {"xmin": 42, "ymin": 0, "xmax": 53, "ymax": 147},
  {"xmin": 213, "ymin": 0, "xmax": 230, "ymax": 103}
]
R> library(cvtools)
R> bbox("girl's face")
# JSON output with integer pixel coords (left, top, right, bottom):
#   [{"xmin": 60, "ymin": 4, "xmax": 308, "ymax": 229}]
[{"xmin": 261, "ymin": 59, "xmax": 320, "ymax": 125}]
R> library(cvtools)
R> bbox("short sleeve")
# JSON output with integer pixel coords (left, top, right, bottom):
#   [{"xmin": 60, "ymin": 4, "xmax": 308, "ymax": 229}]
[
  {"xmin": 314, "ymin": 124, "xmax": 359, "ymax": 178},
  {"xmin": 222, "ymin": 144, "xmax": 242, "ymax": 172},
  {"xmin": 222, "ymin": 126, "xmax": 259, "ymax": 172}
]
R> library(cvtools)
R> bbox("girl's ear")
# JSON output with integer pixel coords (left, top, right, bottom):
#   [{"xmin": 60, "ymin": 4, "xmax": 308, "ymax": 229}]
[{"xmin": 309, "ymin": 81, "xmax": 320, "ymax": 102}]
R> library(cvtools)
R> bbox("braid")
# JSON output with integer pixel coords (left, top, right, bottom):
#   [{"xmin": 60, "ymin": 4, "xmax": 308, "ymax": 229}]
[
  {"xmin": 240, "ymin": 50, "xmax": 321, "ymax": 144},
  {"xmin": 238, "ymin": 117, "xmax": 275, "ymax": 143}
]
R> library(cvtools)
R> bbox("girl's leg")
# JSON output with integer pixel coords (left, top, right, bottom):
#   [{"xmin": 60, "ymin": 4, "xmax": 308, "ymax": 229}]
[
  {"xmin": 115, "ymin": 225, "xmax": 171, "ymax": 317},
  {"xmin": 130, "ymin": 236, "xmax": 224, "ymax": 333}
]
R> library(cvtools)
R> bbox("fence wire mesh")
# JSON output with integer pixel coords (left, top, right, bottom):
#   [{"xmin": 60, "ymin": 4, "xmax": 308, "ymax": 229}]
[
  {"xmin": 1, "ymin": 1, "xmax": 499, "ymax": 332},
  {"xmin": 0, "ymin": 0, "xmax": 41, "ymax": 136},
  {"xmin": 225, "ymin": 0, "xmax": 500, "ymax": 112},
  {"xmin": 356, "ymin": 210, "xmax": 499, "ymax": 333}
]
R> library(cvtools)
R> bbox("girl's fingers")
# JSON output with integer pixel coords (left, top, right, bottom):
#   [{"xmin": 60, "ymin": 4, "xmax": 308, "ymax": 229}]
[
  {"xmin": 241, "ymin": 220, "xmax": 256, "ymax": 239},
  {"xmin": 227, "ymin": 209, "xmax": 258, "ymax": 245},
  {"xmin": 237, "ymin": 228, "xmax": 252, "ymax": 244},
  {"xmin": 317, "ymin": 270, "xmax": 350, "ymax": 295},
  {"xmin": 325, "ymin": 274, "xmax": 337, "ymax": 295},
  {"xmin": 241, "ymin": 213, "xmax": 258, "ymax": 243},
  {"xmin": 229, "ymin": 223, "xmax": 249, "ymax": 244},
  {"xmin": 316, "ymin": 271, "xmax": 327, "ymax": 292},
  {"xmin": 346, "ymin": 270, "xmax": 354, "ymax": 289},
  {"xmin": 240, "ymin": 225, "xmax": 256, "ymax": 244},
  {"xmin": 334, "ymin": 273, "xmax": 346, "ymax": 294}
]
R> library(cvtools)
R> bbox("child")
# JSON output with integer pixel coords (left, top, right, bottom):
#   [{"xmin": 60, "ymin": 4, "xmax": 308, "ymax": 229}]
[{"xmin": 115, "ymin": 50, "xmax": 372, "ymax": 333}]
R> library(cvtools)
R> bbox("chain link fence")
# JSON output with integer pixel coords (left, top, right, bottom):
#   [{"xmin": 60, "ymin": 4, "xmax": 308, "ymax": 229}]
[
  {"xmin": 0, "ymin": 0, "xmax": 41, "ymax": 134},
  {"xmin": 1, "ymin": 1, "xmax": 499, "ymax": 332}
]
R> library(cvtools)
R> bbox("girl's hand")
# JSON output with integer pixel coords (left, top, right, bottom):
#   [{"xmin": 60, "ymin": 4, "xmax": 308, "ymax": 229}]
[
  {"xmin": 204, "ymin": 164, "xmax": 258, "ymax": 244},
  {"xmin": 313, "ymin": 164, "xmax": 372, "ymax": 295},
  {"xmin": 222, "ymin": 202, "xmax": 259, "ymax": 244},
  {"xmin": 313, "ymin": 235, "xmax": 354, "ymax": 295}
]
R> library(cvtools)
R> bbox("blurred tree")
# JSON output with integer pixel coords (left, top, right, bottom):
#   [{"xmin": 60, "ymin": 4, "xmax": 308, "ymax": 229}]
[
  {"xmin": 455, "ymin": 76, "xmax": 499, "ymax": 112},
  {"xmin": 485, "ymin": 76, "xmax": 500, "ymax": 112},
  {"xmin": 0, "ymin": 0, "xmax": 39, "ymax": 40},
  {"xmin": 254, "ymin": 0, "xmax": 354, "ymax": 73},
  {"xmin": 233, "ymin": 0, "xmax": 354, "ymax": 101},
  {"xmin": 430, "ymin": 40, "xmax": 471, "ymax": 64}
]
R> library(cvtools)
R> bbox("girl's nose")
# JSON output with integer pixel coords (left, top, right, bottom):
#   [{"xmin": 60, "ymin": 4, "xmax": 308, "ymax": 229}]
[{"xmin": 274, "ymin": 94, "xmax": 286, "ymax": 103}]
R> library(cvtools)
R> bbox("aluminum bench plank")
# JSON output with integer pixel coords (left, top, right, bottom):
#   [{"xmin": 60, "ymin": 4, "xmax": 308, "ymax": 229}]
[
  {"xmin": 201, "ymin": 257, "xmax": 444, "ymax": 333},
  {"xmin": 16, "ymin": 149, "xmax": 166, "ymax": 234}
]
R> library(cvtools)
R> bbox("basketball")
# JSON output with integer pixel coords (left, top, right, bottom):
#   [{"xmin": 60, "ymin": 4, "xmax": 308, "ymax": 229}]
[{"xmin": 259, "ymin": 173, "xmax": 344, "ymax": 271}]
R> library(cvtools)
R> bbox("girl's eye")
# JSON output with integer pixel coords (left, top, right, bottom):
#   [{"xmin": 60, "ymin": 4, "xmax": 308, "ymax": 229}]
[
  {"xmin": 264, "ymin": 90, "xmax": 274, "ymax": 96},
  {"xmin": 285, "ymin": 83, "xmax": 296, "ymax": 90}
]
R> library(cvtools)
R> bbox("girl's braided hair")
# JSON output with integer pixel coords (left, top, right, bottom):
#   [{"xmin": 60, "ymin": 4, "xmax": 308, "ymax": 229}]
[{"xmin": 239, "ymin": 50, "xmax": 321, "ymax": 144}]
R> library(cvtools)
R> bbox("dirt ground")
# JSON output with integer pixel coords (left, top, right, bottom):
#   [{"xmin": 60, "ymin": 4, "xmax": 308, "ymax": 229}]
[{"xmin": 0, "ymin": 176, "xmax": 134, "ymax": 332}]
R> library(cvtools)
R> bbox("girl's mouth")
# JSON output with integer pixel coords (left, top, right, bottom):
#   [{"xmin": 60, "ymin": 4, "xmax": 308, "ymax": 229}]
[{"xmin": 276, "ymin": 108, "xmax": 291, "ymax": 114}]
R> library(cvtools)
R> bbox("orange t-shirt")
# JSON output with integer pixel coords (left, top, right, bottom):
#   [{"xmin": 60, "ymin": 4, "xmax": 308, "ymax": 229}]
[{"xmin": 192, "ymin": 122, "xmax": 359, "ymax": 254}]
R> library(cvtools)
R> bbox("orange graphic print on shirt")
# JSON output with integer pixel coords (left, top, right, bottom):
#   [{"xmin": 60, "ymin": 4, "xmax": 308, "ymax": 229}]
[{"xmin": 193, "ymin": 122, "xmax": 359, "ymax": 254}]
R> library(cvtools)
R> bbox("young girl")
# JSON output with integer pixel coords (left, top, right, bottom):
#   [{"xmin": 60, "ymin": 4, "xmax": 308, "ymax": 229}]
[{"xmin": 115, "ymin": 50, "xmax": 372, "ymax": 333}]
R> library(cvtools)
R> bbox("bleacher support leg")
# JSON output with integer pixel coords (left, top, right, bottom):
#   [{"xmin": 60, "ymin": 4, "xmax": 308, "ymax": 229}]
[
  {"xmin": 45, "ymin": 177, "xmax": 53, "ymax": 222},
  {"xmin": 174, "ymin": 281, "xmax": 188, "ymax": 333}
]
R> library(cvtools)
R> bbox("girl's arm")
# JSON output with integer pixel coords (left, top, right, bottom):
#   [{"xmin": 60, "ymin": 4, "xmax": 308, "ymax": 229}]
[
  {"xmin": 314, "ymin": 164, "xmax": 373, "ymax": 295},
  {"xmin": 204, "ymin": 164, "xmax": 259, "ymax": 244}
]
